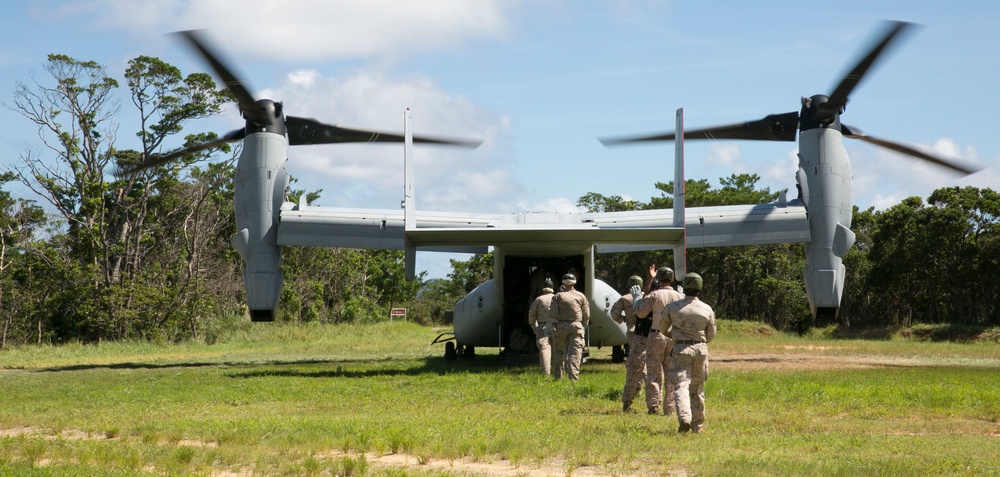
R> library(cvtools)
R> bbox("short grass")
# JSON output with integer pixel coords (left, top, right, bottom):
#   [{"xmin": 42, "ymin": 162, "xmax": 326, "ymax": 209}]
[{"xmin": 1, "ymin": 320, "xmax": 998, "ymax": 476}]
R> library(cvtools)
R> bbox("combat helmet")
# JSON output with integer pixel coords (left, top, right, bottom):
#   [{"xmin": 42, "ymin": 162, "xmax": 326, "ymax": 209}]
[
  {"xmin": 562, "ymin": 273, "xmax": 577, "ymax": 286},
  {"xmin": 681, "ymin": 272, "xmax": 703, "ymax": 290},
  {"xmin": 627, "ymin": 275, "xmax": 643, "ymax": 287},
  {"xmin": 655, "ymin": 266, "xmax": 674, "ymax": 283}
]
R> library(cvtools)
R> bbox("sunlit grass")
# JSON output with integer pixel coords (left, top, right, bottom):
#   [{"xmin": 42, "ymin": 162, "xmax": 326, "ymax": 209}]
[{"xmin": 1, "ymin": 320, "xmax": 998, "ymax": 475}]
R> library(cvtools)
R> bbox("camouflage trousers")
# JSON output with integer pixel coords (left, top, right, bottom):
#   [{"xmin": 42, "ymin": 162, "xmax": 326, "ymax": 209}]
[
  {"xmin": 645, "ymin": 331, "xmax": 674, "ymax": 413},
  {"xmin": 669, "ymin": 342, "xmax": 709, "ymax": 431},
  {"xmin": 621, "ymin": 333, "xmax": 648, "ymax": 407},
  {"xmin": 534, "ymin": 333, "xmax": 552, "ymax": 375},
  {"xmin": 552, "ymin": 321, "xmax": 585, "ymax": 381}
]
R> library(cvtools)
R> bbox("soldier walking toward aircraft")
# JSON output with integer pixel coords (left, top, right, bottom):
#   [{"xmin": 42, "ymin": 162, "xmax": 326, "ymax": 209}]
[
  {"xmin": 527, "ymin": 278, "xmax": 557, "ymax": 375},
  {"xmin": 634, "ymin": 265, "xmax": 684, "ymax": 414},
  {"xmin": 665, "ymin": 273, "xmax": 717, "ymax": 433},
  {"xmin": 611, "ymin": 275, "xmax": 648, "ymax": 411},
  {"xmin": 551, "ymin": 273, "xmax": 589, "ymax": 381}
]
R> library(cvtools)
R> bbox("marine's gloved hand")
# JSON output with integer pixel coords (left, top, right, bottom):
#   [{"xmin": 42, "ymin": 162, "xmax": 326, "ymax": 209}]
[{"xmin": 630, "ymin": 284, "xmax": 644, "ymax": 302}]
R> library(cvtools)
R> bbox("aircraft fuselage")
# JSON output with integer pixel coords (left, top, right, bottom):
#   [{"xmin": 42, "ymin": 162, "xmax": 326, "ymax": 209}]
[{"xmin": 453, "ymin": 244, "xmax": 627, "ymax": 349}]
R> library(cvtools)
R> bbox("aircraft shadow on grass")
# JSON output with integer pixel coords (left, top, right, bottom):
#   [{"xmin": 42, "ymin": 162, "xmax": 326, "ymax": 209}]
[{"xmin": 32, "ymin": 354, "xmax": 554, "ymax": 377}]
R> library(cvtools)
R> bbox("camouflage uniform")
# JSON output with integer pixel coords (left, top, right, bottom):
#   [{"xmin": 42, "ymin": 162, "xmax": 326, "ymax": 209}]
[
  {"xmin": 634, "ymin": 285, "xmax": 684, "ymax": 413},
  {"xmin": 611, "ymin": 292, "xmax": 646, "ymax": 410},
  {"xmin": 665, "ymin": 291, "xmax": 716, "ymax": 433},
  {"xmin": 527, "ymin": 288, "xmax": 556, "ymax": 375},
  {"xmin": 552, "ymin": 285, "xmax": 589, "ymax": 381}
]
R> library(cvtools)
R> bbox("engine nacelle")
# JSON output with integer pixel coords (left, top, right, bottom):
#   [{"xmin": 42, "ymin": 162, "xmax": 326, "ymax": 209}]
[
  {"xmin": 798, "ymin": 127, "xmax": 854, "ymax": 321},
  {"xmin": 233, "ymin": 130, "xmax": 289, "ymax": 322}
]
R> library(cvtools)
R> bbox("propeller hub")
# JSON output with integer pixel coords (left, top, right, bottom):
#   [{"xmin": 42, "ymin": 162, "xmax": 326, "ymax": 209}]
[
  {"xmin": 244, "ymin": 99, "xmax": 286, "ymax": 136},
  {"xmin": 800, "ymin": 94, "xmax": 841, "ymax": 132}
]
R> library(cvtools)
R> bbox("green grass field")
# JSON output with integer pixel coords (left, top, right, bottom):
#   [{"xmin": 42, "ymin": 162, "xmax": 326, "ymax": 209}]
[{"xmin": 1, "ymin": 320, "xmax": 998, "ymax": 476}]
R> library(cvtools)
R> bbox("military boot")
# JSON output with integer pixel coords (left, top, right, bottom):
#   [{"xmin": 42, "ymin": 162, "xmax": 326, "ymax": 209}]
[
  {"xmin": 678, "ymin": 421, "xmax": 692, "ymax": 433},
  {"xmin": 647, "ymin": 407, "xmax": 658, "ymax": 415}
]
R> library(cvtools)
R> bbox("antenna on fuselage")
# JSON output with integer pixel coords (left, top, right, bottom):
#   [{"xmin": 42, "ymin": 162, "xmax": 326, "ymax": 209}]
[
  {"xmin": 403, "ymin": 108, "xmax": 417, "ymax": 280},
  {"xmin": 673, "ymin": 108, "xmax": 687, "ymax": 282}
]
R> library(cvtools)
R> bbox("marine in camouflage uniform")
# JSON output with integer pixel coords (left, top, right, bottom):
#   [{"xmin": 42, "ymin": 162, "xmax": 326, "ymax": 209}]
[
  {"xmin": 610, "ymin": 275, "xmax": 647, "ymax": 412},
  {"xmin": 551, "ymin": 273, "xmax": 589, "ymax": 381},
  {"xmin": 665, "ymin": 273, "xmax": 717, "ymax": 433},
  {"xmin": 527, "ymin": 278, "xmax": 557, "ymax": 375},
  {"xmin": 634, "ymin": 265, "xmax": 684, "ymax": 414}
]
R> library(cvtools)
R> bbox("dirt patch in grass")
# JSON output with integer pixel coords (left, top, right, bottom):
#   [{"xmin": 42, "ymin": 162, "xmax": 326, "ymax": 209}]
[
  {"xmin": 318, "ymin": 451, "xmax": 686, "ymax": 477},
  {"xmin": 0, "ymin": 426, "xmax": 683, "ymax": 477},
  {"xmin": 712, "ymin": 352, "xmax": 943, "ymax": 371}
]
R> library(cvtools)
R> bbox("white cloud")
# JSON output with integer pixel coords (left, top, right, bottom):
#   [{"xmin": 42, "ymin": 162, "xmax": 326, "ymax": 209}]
[
  {"xmin": 61, "ymin": 0, "xmax": 516, "ymax": 62},
  {"xmin": 705, "ymin": 143, "xmax": 745, "ymax": 173},
  {"xmin": 286, "ymin": 69, "xmax": 320, "ymax": 87},
  {"xmin": 517, "ymin": 197, "xmax": 587, "ymax": 214}
]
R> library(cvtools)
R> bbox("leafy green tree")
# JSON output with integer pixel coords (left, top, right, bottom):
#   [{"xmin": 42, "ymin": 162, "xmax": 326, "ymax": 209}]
[
  {"xmin": 577, "ymin": 192, "xmax": 641, "ymax": 212},
  {"xmin": 7, "ymin": 53, "xmax": 232, "ymax": 342},
  {"xmin": 864, "ymin": 187, "xmax": 1000, "ymax": 327},
  {"xmin": 449, "ymin": 251, "xmax": 494, "ymax": 293},
  {"xmin": 0, "ymin": 173, "xmax": 46, "ymax": 348},
  {"xmin": 409, "ymin": 278, "xmax": 465, "ymax": 325},
  {"xmin": 277, "ymin": 187, "xmax": 425, "ymax": 324},
  {"xmin": 838, "ymin": 206, "xmax": 876, "ymax": 327}
]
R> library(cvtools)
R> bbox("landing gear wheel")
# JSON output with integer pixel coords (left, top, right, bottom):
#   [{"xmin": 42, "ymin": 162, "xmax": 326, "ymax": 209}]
[
  {"xmin": 611, "ymin": 345, "xmax": 625, "ymax": 364},
  {"xmin": 444, "ymin": 341, "xmax": 457, "ymax": 360}
]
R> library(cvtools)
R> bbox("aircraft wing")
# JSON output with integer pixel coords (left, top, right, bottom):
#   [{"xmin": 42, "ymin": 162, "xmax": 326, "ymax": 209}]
[
  {"xmin": 591, "ymin": 202, "xmax": 811, "ymax": 253},
  {"xmin": 278, "ymin": 201, "xmax": 807, "ymax": 253},
  {"xmin": 278, "ymin": 205, "xmax": 686, "ymax": 251},
  {"xmin": 277, "ymin": 204, "xmax": 492, "ymax": 253}
]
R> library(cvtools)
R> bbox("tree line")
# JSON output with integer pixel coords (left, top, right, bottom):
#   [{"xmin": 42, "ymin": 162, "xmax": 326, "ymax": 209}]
[{"xmin": 2, "ymin": 53, "xmax": 997, "ymax": 348}]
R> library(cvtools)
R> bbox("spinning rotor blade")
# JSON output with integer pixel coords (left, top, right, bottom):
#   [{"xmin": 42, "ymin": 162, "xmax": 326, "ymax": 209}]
[
  {"xmin": 600, "ymin": 111, "xmax": 799, "ymax": 146},
  {"xmin": 115, "ymin": 128, "xmax": 246, "ymax": 176},
  {"xmin": 817, "ymin": 21, "xmax": 915, "ymax": 122},
  {"xmin": 285, "ymin": 116, "xmax": 482, "ymax": 148},
  {"xmin": 841, "ymin": 124, "xmax": 981, "ymax": 175},
  {"xmin": 176, "ymin": 30, "xmax": 272, "ymax": 127}
]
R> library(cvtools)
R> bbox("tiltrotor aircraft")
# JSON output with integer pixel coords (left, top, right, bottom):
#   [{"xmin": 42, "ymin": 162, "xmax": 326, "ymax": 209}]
[{"xmin": 125, "ymin": 23, "xmax": 977, "ymax": 361}]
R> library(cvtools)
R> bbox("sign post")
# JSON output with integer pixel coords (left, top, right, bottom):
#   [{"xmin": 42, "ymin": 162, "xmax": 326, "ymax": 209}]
[{"xmin": 390, "ymin": 308, "xmax": 407, "ymax": 321}]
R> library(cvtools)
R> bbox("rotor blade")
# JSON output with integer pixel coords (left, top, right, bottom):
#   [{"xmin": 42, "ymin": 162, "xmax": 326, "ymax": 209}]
[
  {"xmin": 818, "ymin": 21, "xmax": 915, "ymax": 121},
  {"xmin": 285, "ymin": 116, "xmax": 482, "ymax": 148},
  {"xmin": 175, "ymin": 30, "xmax": 271, "ymax": 127},
  {"xmin": 842, "ymin": 124, "xmax": 981, "ymax": 175},
  {"xmin": 600, "ymin": 111, "xmax": 799, "ymax": 146},
  {"xmin": 115, "ymin": 128, "xmax": 246, "ymax": 176}
]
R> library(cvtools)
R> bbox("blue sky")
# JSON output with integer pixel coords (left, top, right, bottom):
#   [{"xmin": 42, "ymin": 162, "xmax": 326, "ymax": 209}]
[{"xmin": 2, "ymin": 1, "xmax": 997, "ymax": 278}]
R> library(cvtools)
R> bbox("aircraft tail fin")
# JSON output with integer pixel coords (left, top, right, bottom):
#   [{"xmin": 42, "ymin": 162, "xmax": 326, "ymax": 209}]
[
  {"xmin": 673, "ymin": 108, "xmax": 687, "ymax": 281},
  {"xmin": 403, "ymin": 108, "xmax": 416, "ymax": 280}
]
